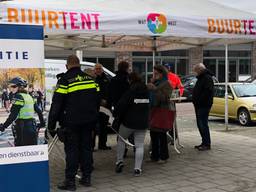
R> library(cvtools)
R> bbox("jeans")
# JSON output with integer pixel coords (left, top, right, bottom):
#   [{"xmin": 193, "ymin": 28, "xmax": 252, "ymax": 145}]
[
  {"xmin": 64, "ymin": 122, "xmax": 95, "ymax": 180},
  {"xmin": 195, "ymin": 107, "xmax": 211, "ymax": 146},
  {"xmin": 116, "ymin": 124, "xmax": 146, "ymax": 170}
]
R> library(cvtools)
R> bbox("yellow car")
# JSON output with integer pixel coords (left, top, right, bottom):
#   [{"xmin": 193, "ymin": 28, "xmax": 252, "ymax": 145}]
[{"xmin": 210, "ymin": 83, "xmax": 256, "ymax": 126}]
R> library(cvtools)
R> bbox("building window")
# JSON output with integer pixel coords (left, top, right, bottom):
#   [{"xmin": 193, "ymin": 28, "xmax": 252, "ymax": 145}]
[
  {"xmin": 177, "ymin": 59, "xmax": 188, "ymax": 76},
  {"xmin": 239, "ymin": 59, "xmax": 251, "ymax": 75},
  {"xmin": 203, "ymin": 48, "xmax": 251, "ymax": 82},
  {"xmin": 204, "ymin": 59, "xmax": 217, "ymax": 76}
]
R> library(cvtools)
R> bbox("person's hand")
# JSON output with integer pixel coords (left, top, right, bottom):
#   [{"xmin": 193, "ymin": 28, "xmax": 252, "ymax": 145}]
[
  {"xmin": 147, "ymin": 83, "xmax": 156, "ymax": 90},
  {"xmin": 56, "ymin": 128, "xmax": 66, "ymax": 143},
  {"xmin": 0, "ymin": 124, "xmax": 5, "ymax": 132},
  {"xmin": 48, "ymin": 129, "xmax": 57, "ymax": 138}
]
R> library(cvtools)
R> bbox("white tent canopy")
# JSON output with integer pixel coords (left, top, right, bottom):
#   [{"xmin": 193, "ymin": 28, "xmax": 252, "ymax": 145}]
[{"xmin": 1, "ymin": 0, "xmax": 256, "ymax": 51}]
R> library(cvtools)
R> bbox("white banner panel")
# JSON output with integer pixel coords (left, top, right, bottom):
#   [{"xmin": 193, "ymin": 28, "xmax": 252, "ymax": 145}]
[
  {"xmin": 0, "ymin": 144, "xmax": 48, "ymax": 165},
  {"xmin": 0, "ymin": 39, "xmax": 44, "ymax": 68}
]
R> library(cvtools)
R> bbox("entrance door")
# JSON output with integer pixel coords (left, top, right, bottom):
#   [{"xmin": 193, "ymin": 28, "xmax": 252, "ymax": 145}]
[
  {"xmin": 229, "ymin": 59, "xmax": 237, "ymax": 82},
  {"xmin": 218, "ymin": 59, "xmax": 237, "ymax": 82}
]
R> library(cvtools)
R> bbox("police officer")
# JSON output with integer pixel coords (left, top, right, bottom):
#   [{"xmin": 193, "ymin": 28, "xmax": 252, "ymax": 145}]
[
  {"xmin": 0, "ymin": 77, "xmax": 45, "ymax": 146},
  {"xmin": 48, "ymin": 55, "xmax": 100, "ymax": 191}
]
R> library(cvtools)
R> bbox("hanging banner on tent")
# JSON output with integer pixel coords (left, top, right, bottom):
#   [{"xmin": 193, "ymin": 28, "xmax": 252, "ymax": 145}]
[{"xmin": 1, "ymin": 3, "xmax": 256, "ymax": 39}]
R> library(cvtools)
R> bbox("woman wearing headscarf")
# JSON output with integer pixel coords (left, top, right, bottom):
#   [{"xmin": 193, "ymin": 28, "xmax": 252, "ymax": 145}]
[{"xmin": 148, "ymin": 65, "xmax": 174, "ymax": 163}]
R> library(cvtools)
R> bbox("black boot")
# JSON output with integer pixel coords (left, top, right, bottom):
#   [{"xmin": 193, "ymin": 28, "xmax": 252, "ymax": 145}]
[
  {"xmin": 57, "ymin": 179, "xmax": 76, "ymax": 191},
  {"xmin": 79, "ymin": 175, "xmax": 91, "ymax": 187}
]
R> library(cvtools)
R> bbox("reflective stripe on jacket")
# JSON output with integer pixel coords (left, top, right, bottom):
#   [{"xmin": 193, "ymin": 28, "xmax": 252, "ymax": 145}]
[
  {"xmin": 17, "ymin": 93, "xmax": 35, "ymax": 119},
  {"xmin": 48, "ymin": 67, "xmax": 100, "ymax": 130}
]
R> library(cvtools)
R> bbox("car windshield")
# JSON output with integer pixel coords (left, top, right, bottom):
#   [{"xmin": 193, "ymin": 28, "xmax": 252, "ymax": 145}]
[{"xmin": 232, "ymin": 84, "xmax": 256, "ymax": 97}]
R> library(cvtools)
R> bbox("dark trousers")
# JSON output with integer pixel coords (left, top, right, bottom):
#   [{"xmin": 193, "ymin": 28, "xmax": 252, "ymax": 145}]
[
  {"xmin": 64, "ymin": 122, "xmax": 94, "ymax": 180},
  {"xmin": 150, "ymin": 131, "xmax": 169, "ymax": 161},
  {"xmin": 13, "ymin": 119, "xmax": 37, "ymax": 146},
  {"xmin": 195, "ymin": 107, "xmax": 211, "ymax": 146},
  {"xmin": 98, "ymin": 113, "xmax": 109, "ymax": 148}
]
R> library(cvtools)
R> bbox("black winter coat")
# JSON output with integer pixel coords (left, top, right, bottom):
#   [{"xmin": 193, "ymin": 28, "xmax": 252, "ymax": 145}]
[
  {"xmin": 108, "ymin": 71, "xmax": 130, "ymax": 108},
  {"xmin": 192, "ymin": 70, "xmax": 214, "ymax": 108},
  {"xmin": 95, "ymin": 73, "xmax": 109, "ymax": 101},
  {"xmin": 113, "ymin": 82, "xmax": 150, "ymax": 130}
]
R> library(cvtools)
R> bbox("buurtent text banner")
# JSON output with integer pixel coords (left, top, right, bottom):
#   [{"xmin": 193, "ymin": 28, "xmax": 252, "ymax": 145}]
[{"xmin": 1, "ymin": 4, "xmax": 256, "ymax": 39}]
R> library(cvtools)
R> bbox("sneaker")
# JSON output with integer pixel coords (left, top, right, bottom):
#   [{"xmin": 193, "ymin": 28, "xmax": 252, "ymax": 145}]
[
  {"xmin": 79, "ymin": 176, "xmax": 91, "ymax": 187},
  {"xmin": 197, "ymin": 145, "xmax": 211, "ymax": 151},
  {"xmin": 134, "ymin": 169, "xmax": 142, "ymax": 177},
  {"xmin": 115, "ymin": 161, "xmax": 124, "ymax": 173},
  {"xmin": 57, "ymin": 180, "xmax": 76, "ymax": 191}
]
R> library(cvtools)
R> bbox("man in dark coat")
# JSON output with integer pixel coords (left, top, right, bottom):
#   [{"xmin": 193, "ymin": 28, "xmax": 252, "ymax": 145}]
[
  {"xmin": 94, "ymin": 63, "xmax": 111, "ymax": 150},
  {"xmin": 192, "ymin": 63, "xmax": 214, "ymax": 151}
]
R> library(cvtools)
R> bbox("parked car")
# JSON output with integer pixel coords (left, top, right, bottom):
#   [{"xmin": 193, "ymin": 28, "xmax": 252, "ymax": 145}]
[
  {"xmin": 181, "ymin": 75, "xmax": 218, "ymax": 101},
  {"xmin": 244, "ymin": 76, "xmax": 256, "ymax": 84},
  {"xmin": 210, "ymin": 83, "xmax": 256, "ymax": 126}
]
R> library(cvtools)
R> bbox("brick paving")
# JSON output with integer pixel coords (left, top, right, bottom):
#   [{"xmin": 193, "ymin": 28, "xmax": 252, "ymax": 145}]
[
  {"xmin": 1, "ymin": 104, "xmax": 256, "ymax": 192},
  {"xmin": 49, "ymin": 131, "xmax": 256, "ymax": 192}
]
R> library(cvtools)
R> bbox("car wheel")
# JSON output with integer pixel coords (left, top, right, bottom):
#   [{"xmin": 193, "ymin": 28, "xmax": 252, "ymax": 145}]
[{"xmin": 238, "ymin": 108, "xmax": 251, "ymax": 126}]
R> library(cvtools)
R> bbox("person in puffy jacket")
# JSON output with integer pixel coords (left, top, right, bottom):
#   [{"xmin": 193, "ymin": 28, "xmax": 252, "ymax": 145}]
[{"xmin": 114, "ymin": 72, "xmax": 150, "ymax": 176}]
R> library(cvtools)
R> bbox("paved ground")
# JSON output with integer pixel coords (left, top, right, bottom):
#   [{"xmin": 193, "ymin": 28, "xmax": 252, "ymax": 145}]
[
  {"xmin": 48, "ymin": 103, "xmax": 256, "ymax": 192},
  {"xmin": 1, "ymin": 103, "xmax": 256, "ymax": 191}
]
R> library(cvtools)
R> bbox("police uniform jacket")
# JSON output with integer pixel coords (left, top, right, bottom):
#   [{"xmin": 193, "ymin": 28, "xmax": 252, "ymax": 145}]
[
  {"xmin": 3, "ymin": 92, "xmax": 44, "ymax": 128},
  {"xmin": 48, "ymin": 67, "xmax": 100, "ymax": 131}
]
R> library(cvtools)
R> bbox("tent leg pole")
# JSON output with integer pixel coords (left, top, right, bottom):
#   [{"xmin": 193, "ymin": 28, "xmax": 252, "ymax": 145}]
[
  {"xmin": 152, "ymin": 36, "xmax": 156, "ymax": 68},
  {"xmin": 153, "ymin": 50, "xmax": 156, "ymax": 67},
  {"xmin": 225, "ymin": 44, "xmax": 229, "ymax": 131},
  {"xmin": 145, "ymin": 58, "xmax": 148, "ymax": 84},
  {"xmin": 76, "ymin": 50, "xmax": 83, "ymax": 62}
]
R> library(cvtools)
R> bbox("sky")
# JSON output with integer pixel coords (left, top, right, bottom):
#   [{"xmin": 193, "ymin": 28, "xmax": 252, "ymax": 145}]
[{"xmin": 209, "ymin": 0, "xmax": 256, "ymax": 13}]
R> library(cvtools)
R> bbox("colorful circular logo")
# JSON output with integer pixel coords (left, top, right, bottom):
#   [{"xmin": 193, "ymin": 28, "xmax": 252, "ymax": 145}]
[{"xmin": 147, "ymin": 13, "xmax": 167, "ymax": 34}]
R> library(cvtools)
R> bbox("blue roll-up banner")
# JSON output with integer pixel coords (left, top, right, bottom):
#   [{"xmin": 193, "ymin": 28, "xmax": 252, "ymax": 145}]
[
  {"xmin": 0, "ymin": 145, "xmax": 49, "ymax": 192},
  {"xmin": 0, "ymin": 23, "xmax": 49, "ymax": 192}
]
